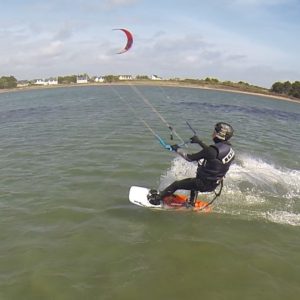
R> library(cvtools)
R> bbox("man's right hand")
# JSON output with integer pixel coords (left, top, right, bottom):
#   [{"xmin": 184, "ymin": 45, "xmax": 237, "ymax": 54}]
[{"xmin": 190, "ymin": 135, "xmax": 201, "ymax": 144}]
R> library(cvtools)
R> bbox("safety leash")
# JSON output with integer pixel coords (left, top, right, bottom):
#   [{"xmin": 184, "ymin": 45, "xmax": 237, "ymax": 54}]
[{"xmin": 198, "ymin": 179, "xmax": 224, "ymax": 211}]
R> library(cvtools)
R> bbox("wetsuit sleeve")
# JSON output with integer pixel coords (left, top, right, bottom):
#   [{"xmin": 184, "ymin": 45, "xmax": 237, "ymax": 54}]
[
  {"xmin": 186, "ymin": 146, "xmax": 218, "ymax": 161},
  {"xmin": 193, "ymin": 139, "xmax": 209, "ymax": 150},
  {"xmin": 176, "ymin": 142, "xmax": 218, "ymax": 162}
]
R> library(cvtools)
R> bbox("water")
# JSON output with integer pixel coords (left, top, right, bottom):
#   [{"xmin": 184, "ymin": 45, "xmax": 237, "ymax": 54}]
[{"xmin": 0, "ymin": 85, "xmax": 299, "ymax": 299}]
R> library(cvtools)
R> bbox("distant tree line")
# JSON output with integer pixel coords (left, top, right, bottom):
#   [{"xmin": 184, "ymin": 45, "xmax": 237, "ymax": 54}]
[
  {"xmin": 0, "ymin": 76, "xmax": 17, "ymax": 89},
  {"xmin": 58, "ymin": 75, "xmax": 77, "ymax": 84},
  {"xmin": 271, "ymin": 81, "xmax": 300, "ymax": 99},
  {"xmin": 102, "ymin": 75, "xmax": 120, "ymax": 83},
  {"xmin": 180, "ymin": 77, "xmax": 268, "ymax": 93},
  {"xmin": 1, "ymin": 74, "xmax": 300, "ymax": 100}
]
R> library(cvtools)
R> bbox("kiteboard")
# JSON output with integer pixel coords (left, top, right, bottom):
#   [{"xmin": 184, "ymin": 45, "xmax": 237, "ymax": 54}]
[{"xmin": 129, "ymin": 186, "xmax": 212, "ymax": 212}]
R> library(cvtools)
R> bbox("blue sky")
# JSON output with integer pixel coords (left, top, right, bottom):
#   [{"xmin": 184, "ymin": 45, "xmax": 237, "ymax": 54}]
[{"xmin": 0, "ymin": 0, "xmax": 299, "ymax": 87}]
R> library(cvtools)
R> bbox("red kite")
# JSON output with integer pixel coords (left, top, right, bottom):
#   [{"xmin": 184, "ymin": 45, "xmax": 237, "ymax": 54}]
[{"xmin": 114, "ymin": 28, "xmax": 133, "ymax": 54}]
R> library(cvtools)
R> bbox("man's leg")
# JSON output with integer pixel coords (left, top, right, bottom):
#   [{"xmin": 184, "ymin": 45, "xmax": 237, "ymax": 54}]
[
  {"xmin": 148, "ymin": 179, "xmax": 196, "ymax": 205},
  {"xmin": 149, "ymin": 177, "xmax": 207, "ymax": 205},
  {"xmin": 189, "ymin": 190, "xmax": 198, "ymax": 206},
  {"xmin": 160, "ymin": 178, "xmax": 200, "ymax": 198}
]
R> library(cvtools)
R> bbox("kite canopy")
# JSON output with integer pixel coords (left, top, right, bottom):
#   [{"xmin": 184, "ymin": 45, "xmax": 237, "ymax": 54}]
[{"xmin": 114, "ymin": 28, "xmax": 133, "ymax": 54}]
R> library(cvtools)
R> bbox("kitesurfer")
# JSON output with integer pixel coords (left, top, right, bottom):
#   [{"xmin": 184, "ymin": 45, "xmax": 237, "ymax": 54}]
[{"xmin": 147, "ymin": 122, "xmax": 235, "ymax": 206}]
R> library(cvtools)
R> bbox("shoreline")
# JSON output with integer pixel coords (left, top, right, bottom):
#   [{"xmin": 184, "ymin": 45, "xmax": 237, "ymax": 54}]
[{"xmin": 1, "ymin": 81, "xmax": 299, "ymax": 104}]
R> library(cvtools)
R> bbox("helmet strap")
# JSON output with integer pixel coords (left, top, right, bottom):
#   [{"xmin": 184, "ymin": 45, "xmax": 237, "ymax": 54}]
[{"xmin": 213, "ymin": 137, "xmax": 223, "ymax": 143}]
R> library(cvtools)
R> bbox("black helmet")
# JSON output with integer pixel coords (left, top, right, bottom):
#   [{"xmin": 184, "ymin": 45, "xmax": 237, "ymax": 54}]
[{"xmin": 214, "ymin": 122, "xmax": 234, "ymax": 141}]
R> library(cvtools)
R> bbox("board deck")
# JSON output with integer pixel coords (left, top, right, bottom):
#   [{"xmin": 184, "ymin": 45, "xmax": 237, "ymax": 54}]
[{"xmin": 129, "ymin": 186, "xmax": 211, "ymax": 212}]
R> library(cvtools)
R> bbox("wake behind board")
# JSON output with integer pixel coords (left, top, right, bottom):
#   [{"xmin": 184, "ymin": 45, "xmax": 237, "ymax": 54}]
[{"xmin": 129, "ymin": 186, "xmax": 211, "ymax": 212}]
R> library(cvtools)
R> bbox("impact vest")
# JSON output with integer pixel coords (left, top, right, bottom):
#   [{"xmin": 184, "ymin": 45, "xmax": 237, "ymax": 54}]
[{"xmin": 197, "ymin": 142, "xmax": 235, "ymax": 181}]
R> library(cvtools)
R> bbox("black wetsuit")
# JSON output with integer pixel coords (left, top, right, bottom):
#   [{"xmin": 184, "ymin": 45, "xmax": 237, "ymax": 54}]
[{"xmin": 159, "ymin": 139, "xmax": 235, "ymax": 201}]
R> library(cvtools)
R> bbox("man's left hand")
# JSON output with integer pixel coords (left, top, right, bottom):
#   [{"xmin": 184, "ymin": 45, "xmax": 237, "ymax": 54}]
[{"xmin": 170, "ymin": 144, "xmax": 180, "ymax": 152}]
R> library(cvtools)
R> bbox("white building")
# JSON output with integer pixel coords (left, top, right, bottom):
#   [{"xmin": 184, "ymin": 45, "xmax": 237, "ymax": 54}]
[
  {"xmin": 47, "ymin": 78, "xmax": 58, "ymax": 85},
  {"xmin": 119, "ymin": 75, "xmax": 133, "ymax": 80},
  {"xmin": 34, "ymin": 79, "xmax": 46, "ymax": 85},
  {"xmin": 94, "ymin": 76, "xmax": 104, "ymax": 83},
  {"xmin": 34, "ymin": 78, "xmax": 58, "ymax": 85},
  {"xmin": 77, "ymin": 75, "xmax": 88, "ymax": 84},
  {"xmin": 151, "ymin": 75, "xmax": 162, "ymax": 80}
]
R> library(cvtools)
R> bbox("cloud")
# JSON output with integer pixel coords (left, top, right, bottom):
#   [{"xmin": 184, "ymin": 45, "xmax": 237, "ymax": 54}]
[
  {"xmin": 81, "ymin": 0, "xmax": 139, "ymax": 10},
  {"xmin": 243, "ymin": 0, "xmax": 293, "ymax": 4},
  {"xmin": 104, "ymin": 0, "xmax": 138, "ymax": 7},
  {"xmin": 240, "ymin": 65, "xmax": 300, "ymax": 87},
  {"xmin": 1, "ymin": 0, "xmax": 299, "ymax": 86},
  {"xmin": 225, "ymin": 0, "xmax": 298, "ymax": 7},
  {"xmin": 39, "ymin": 41, "xmax": 64, "ymax": 57},
  {"xmin": 53, "ymin": 23, "xmax": 74, "ymax": 41}
]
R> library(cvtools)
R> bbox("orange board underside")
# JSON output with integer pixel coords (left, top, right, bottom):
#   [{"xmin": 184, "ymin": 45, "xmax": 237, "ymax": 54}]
[{"xmin": 163, "ymin": 194, "xmax": 211, "ymax": 212}]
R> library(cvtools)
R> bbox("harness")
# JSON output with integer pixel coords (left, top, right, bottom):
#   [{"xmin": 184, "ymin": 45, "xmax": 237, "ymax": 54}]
[
  {"xmin": 189, "ymin": 179, "xmax": 224, "ymax": 210},
  {"xmin": 204, "ymin": 179, "xmax": 224, "ymax": 208}
]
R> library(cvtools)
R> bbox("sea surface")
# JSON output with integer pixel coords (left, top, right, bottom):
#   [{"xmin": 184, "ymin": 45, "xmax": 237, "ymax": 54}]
[{"xmin": 0, "ymin": 85, "xmax": 299, "ymax": 300}]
